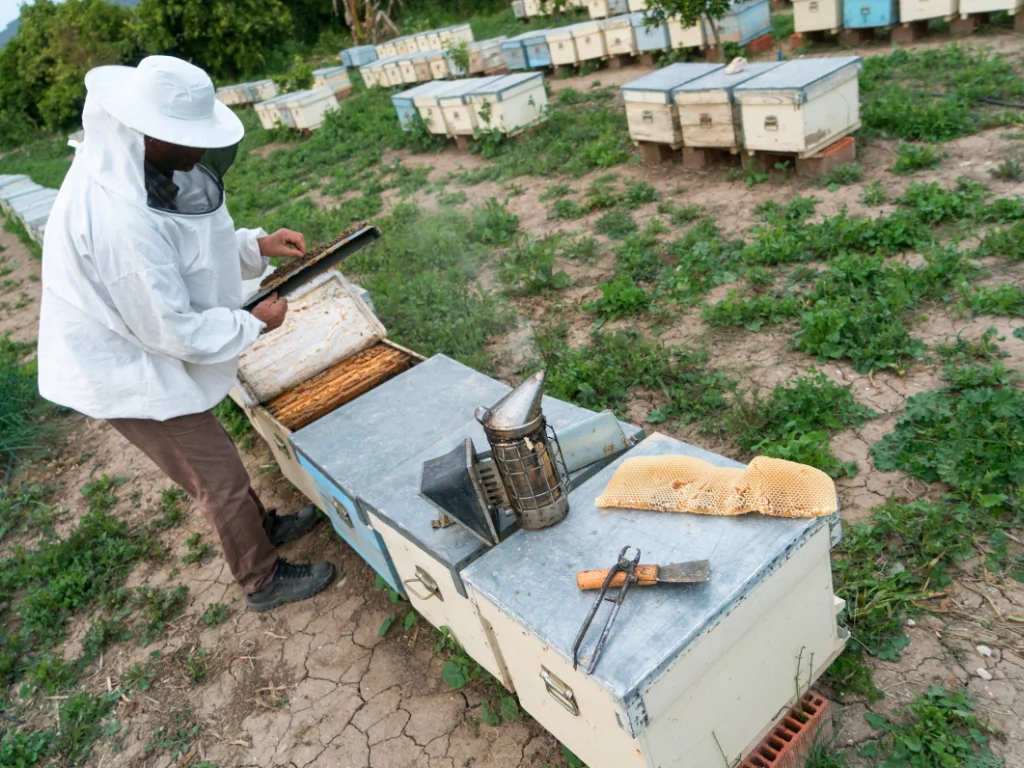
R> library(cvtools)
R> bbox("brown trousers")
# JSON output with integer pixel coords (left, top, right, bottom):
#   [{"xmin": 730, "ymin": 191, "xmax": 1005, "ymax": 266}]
[{"xmin": 107, "ymin": 410, "xmax": 278, "ymax": 594}]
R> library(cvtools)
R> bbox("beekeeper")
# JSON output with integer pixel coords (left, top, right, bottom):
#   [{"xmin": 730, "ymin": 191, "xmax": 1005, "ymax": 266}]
[{"xmin": 38, "ymin": 56, "xmax": 336, "ymax": 612}]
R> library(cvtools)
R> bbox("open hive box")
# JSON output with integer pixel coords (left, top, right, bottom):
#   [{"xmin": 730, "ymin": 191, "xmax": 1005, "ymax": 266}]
[{"xmin": 231, "ymin": 226, "xmax": 423, "ymax": 523}]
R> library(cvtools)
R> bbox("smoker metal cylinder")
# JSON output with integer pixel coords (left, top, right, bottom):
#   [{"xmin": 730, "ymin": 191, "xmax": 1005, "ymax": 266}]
[{"xmin": 475, "ymin": 370, "xmax": 571, "ymax": 531}]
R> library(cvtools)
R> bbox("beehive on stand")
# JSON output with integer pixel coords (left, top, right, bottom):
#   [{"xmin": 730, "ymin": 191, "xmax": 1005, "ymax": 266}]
[
  {"xmin": 501, "ymin": 33, "xmax": 532, "ymax": 70},
  {"xmin": 253, "ymin": 79, "xmax": 279, "ymax": 100},
  {"xmin": 587, "ymin": 0, "xmax": 613, "ymax": 17},
  {"xmin": 392, "ymin": 81, "xmax": 450, "ymax": 129},
  {"xmin": 793, "ymin": 0, "xmax": 845, "ymax": 33},
  {"xmin": 513, "ymin": 0, "xmax": 528, "ymax": 19},
  {"xmin": 548, "ymin": 25, "xmax": 584, "ymax": 67},
  {"xmin": 734, "ymin": 56, "xmax": 861, "ymax": 156},
  {"xmin": 462, "ymin": 433, "xmax": 847, "ymax": 768},
  {"xmin": 621, "ymin": 63, "xmax": 723, "ymax": 145},
  {"xmin": 441, "ymin": 23, "xmax": 475, "ymax": 47},
  {"xmin": 668, "ymin": 17, "xmax": 707, "ymax": 49},
  {"xmin": 843, "ymin": 0, "xmax": 899, "ymax": 28},
  {"xmin": 523, "ymin": 31, "xmax": 554, "ymax": 68},
  {"xmin": 602, "ymin": 13, "xmax": 640, "ymax": 56},
  {"xmin": 574, "ymin": 20, "xmax": 610, "ymax": 60},
  {"xmin": 313, "ymin": 65, "xmax": 351, "ymax": 97},
  {"xmin": 705, "ymin": 0, "xmax": 772, "ymax": 44},
  {"xmin": 525, "ymin": 0, "xmax": 543, "ymax": 15},
  {"xmin": 468, "ymin": 73, "xmax": 549, "ymax": 135},
  {"xmin": 426, "ymin": 50, "xmax": 450, "ymax": 79},
  {"xmin": 440, "ymin": 76, "xmax": 506, "ymax": 136},
  {"xmin": 632, "ymin": 12, "xmax": 672, "ymax": 53},
  {"xmin": 899, "ymin": 0, "xmax": 957, "ymax": 23},
  {"xmin": 280, "ymin": 87, "xmax": 340, "ymax": 131},
  {"xmin": 466, "ymin": 37, "xmax": 509, "ymax": 73},
  {"xmin": 381, "ymin": 40, "xmax": 399, "ymax": 58},
  {"xmin": 254, "ymin": 93, "xmax": 293, "ymax": 130},
  {"xmin": 673, "ymin": 62, "xmax": 783, "ymax": 151},
  {"xmin": 382, "ymin": 56, "xmax": 406, "ymax": 86},
  {"xmin": 414, "ymin": 79, "xmax": 476, "ymax": 135}
]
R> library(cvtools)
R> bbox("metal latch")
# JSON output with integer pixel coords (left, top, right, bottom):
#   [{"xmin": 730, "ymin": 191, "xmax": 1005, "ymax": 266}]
[
  {"xmin": 330, "ymin": 497, "xmax": 353, "ymax": 528},
  {"xmin": 699, "ymin": 113, "xmax": 712, "ymax": 127},
  {"xmin": 404, "ymin": 566, "xmax": 443, "ymax": 602},
  {"xmin": 810, "ymin": 0, "xmax": 818, "ymax": 8},
  {"xmin": 540, "ymin": 667, "xmax": 579, "ymax": 716},
  {"xmin": 272, "ymin": 433, "xmax": 292, "ymax": 460},
  {"xmin": 642, "ymin": 110, "xmax": 654, "ymax": 123},
  {"xmin": 860, "ymin": 4, "xmax": 870, "ymax": 12},
  {"xmin": 764, "ymin": 115, "xmax": 779, "ymax": 131},
  {"xmin": 453, "ymin": 111, "xmax": 461, "ymax": 120}
]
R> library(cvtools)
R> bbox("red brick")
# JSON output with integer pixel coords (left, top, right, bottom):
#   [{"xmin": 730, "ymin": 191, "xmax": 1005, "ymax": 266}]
[
  {"xmin": 639, "ymin": 141, "xmax": 676, "ymax": 165},
  {"xmin": 891, "ymin": 20, "xmax": 927, "ymax": 44},
  {"xmin": 839, "ymin": 27, "xmax": 871, "ymax": 45},
  {"xmin": 746, "ymin": 31, "xmax": 775, "ymax": 55},
  {"xmin": 739, "ymin": 692, "xmax": 833, "ymax": 768},
  {"xmin": 796, "ymin": 135, "xmax": 856, "ymax": 178}
]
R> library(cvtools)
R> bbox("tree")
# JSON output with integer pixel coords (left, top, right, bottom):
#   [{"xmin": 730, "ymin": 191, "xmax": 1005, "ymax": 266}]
[
  {"xmin": 644, "ymin": 0, "xmax": 733, "ymax": 60},
  {"xmin": 133, "ymin": 0, "xmax": 295, "ymax": 81},
  {"xmin": 0, "ymin": 0, "xmax": 139, "ymax": 144},
  {"xmin": 340, "ymin": 0, "xmax": 401, "ymax": 44}
]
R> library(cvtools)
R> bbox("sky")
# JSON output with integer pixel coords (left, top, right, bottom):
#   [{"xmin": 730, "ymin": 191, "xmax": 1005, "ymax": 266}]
[{"xmin": 1, "ymin": 0, "xmax": 24, "ymax": 30}]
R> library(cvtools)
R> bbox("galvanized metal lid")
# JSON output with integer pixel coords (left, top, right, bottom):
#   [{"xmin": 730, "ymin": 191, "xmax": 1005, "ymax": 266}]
[{"xmin": 475, "ymin": 370, "xmax": 546, "ymax": 438}]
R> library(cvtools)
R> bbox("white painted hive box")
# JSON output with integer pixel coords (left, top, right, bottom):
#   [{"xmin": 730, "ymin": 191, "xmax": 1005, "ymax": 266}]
[
  {"xmin": 254, "ymin": 80, "xmax": 279, "ymax": 100},
  {"xmin": 960, "ymin": 0, "xmax": 1022, "ymax": 12},
  {"xmin": 628, "ymin": 0, "xmax": 649, "ymax": 8},
  {"xmin": 620, "ymin": 63, "xmax": 723, "ymax": 145},
  {"xmin": 414, "ymin": 33, "xmax": 432, "ymax": 52},
  {"xmin": 237, "ymin": 271, "xmax": 386, "ymax": 404},
  {"xmin": 382, "ymin": 41, "xmax": 398, "ymax": 58},
  {"xmin": 415, "ymin": 79, "xmax": 479, "ymax": 135},
  {"xmin": 383, "ymin": 57, "xmax": 406, "ymax": 86},
  {"xmin": 284, "ymin": 87, "xmax": 340, "ymax": 130},
  {"xmin": 313, "ymin": 66, "xmax": 351, "ymax": 93},
  {"xmin": 462, "ymin": 433, "xmax": 847, "ymax": 768},
  {"xmin": 427, "ymin": 51, "xmax": 451, "ymax": 80},
  {"xmin": 525, "ymin": 0, "xmax": 542, "ymax": 15},
  {"xmin": 469, "ymin": 73, "xmax": 548, "ymax": 135},
  {"xmin": 440, "ymin": 76, "xmax": 506, "ymax": 135},
  {"xmin": 673, "ymin": 61, "xmax": 783, "ymax": 150},
  {"xmin": 547, "ymin": 26, "xmax": 581, "ymax": 66},
  {"xmin": 667, "ymin": 17, "xmax": 706, "ymax": 48},
  {"xmin": 448, "ymin": 22, "xmax": 475, "ymax": 44},
  {"xmin": 398, "ymin": 55, "xmax": 420, "ymax": 84},
  {"xmin": 793, "ymin": 0, "xmax": 844, "ymax": 32},
  {"xmin": 602, "ymin": 14, "xmax": 639, "ymax": 55},
  {"xmin": 573, "ymin": 20, "xmax": 609, "ymax": 60},
  {"xmin": 735, "ymin": 56, "xmax": 861, "ymax": 156},
  {"xmin": 468, "ymin": 37, "xmax": 508, "ymax": 72},
  {"xmin": 587, "ymin": 0, "xmax": 611, "ymax": 18},
  {"xmin": 899, "ymin": 0, "xmax": 958, "ymax": 22}
]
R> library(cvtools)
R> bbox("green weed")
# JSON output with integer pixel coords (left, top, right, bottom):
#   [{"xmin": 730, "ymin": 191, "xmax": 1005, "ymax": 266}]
[
  {"xmin": 213, "ymin": 397, "xmax": 253, "ymax": 449},
  {"xmin": 966, "ymin": 284, "xmax": 1024, "ymax": 317},
  {"xmin": 890, "ymin": 143, "xmax": 945, "ymax": 175},
  {"xmin": 656, "ymin": 219, "xmax": 744, "ymax": 306},
  {"xmin": 586, "ymin": 276, "xmax": 650, "ymax": 320},
  {"xmin": 154, "ymin": 487, "xmax": 188, "ymax": 530},
  {"xmin": 131, "ymin": 586, "xmax": 190, "ymax": 646},
  {"xmin": 540, "ymin": 183, "xmax": 574, "ymax": 201},
  {"xmin": 498, "ymin": 236, "xmax": 573, "ymax": 295},
  {"xmin": 703, "ymin": 292, "xmax": 803, "ymax": 332},
  {"xmin": 145, "ymin": 718, "xmax": 201, "ymax": 761},
  {"xmin": 622, "ymin": 181, "xmax": 660, "ymax": 209},
  {"xmin": 80, "ymin": 474, "xmax": 127, "ymax": 515},
  {"xmin": 656, "ymin": 201, "xmax": 702, "ymax": 226},
  {"xmin": 549, "ymin": 198, "xmax": 588, "ymax": 220},
  {"xmin": 613, "ymin": 227, "xmax": 666, "ymax": 283},
  {"xmin": 0, "ymin": 334, "xmax": 60, "ymax": 467},
  {"xmin": 595, "ymin": 210, "xmax": 637, "ymax": 239},
  {"xmin": 201, "ymin": 602, "xmax": 229, "ymax": 628},
  {"xmin": 771, "ymin": 12, "xmax": 795, "ymax": 39},
  {"xmin": 560, "ymin": 236, "xmax": 600, "ymax": 261},
  {"xmin": 468, "ymin": 198, "xmax": 520, "ymax": 245},
  {"xmin": 0, "ymin": 482, "xmax": 57, "ymax": 542},
  {"xmin": 183, "ymin": 648, "xmax": 209, "ymax": 684},
  {"xmin": 820, "ymin": 163, "xmax": 864, "ymax": 189},
  {"xmin": 181, "ymin": 533, "xmax": 214, "ymax": 566},
  {"xmin": 989, "ymin": 158, "xmax": 1024, "ymax": 181},
  {"xmin": 438, "ymin": 190, "xmax": 468, "ymax": 206},
  {"xmin": 976, "ymin": 219, "xmax": 1024, "ymax": 259}
]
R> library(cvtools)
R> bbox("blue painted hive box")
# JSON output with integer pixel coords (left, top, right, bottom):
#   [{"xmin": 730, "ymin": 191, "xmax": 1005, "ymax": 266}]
[
  {"xmin": 341, "ymin": 45, "xmax": 378, "ymax": 67},
  {"xmin": 501, "ymin": 34, "xmax": 531, "ymax": 70},
  {"xmin": 462, "ymin": 432, "xmax": 846, "ymax": 768},
  {"xmin": 705, "ymin": 0, "xmax": 771, "ymax": 44},
  {"xmin": 844, "ymin": 0, "xmax": 899, "ymax": 27},
  {"xmin": 523, "ymin": 31, "xmax": 553, "ymax": 68},
  {"xmin": 631, "ymin": 11, "xmax": 671, "ymax": 51},
  {"xmin": 391, "ymin": 81, "xmax": 450, "ymax": 130}
]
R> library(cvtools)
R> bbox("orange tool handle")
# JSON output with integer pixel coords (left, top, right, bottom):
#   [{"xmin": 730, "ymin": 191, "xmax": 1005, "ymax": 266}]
[{"xmin": 576, "ymin": 564, "xmax": 659, "ymax": 590}]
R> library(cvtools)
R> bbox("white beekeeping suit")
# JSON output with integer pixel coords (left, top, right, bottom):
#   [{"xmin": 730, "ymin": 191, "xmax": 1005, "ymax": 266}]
[{"xmin": 38, "ymin": 56, "xmax": 270, "ymax": 420}]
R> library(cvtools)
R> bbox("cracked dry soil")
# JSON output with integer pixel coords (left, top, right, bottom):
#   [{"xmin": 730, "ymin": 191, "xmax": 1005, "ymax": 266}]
[{"xmin": 4, "ymin": 44, "xmax": 1024, "ymax": 765}]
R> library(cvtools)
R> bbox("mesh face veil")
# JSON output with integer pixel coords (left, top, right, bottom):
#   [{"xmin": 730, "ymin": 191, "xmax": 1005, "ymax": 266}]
[{"xmin": 147, "ymin": 142, "xmax": 240, "ymax": 216}]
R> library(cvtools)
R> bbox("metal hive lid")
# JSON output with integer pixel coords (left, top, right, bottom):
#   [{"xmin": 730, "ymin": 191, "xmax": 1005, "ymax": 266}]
[{"xmin": 475, "ymin": 370, "xmax": 546, "ymax": 436}]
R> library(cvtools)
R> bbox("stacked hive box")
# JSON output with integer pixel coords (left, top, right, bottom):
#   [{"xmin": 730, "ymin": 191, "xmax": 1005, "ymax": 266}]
[
  {"xmin": 469, "ymin": 73, "xmax": 549, "ymax": 136},
  {"xmin": 279, "ymin": 88, "xmax": 341, "ymax": 131},
  {"xmin": 440, "ymin": 76, "xmax": 507, "ymax": 136},
  {"xmin": 340, "ymin": 44, "xmax": 378, "ymax": 67},
  {"xmin": 313, "ymin": 65, "xmax": 352, "ymax": 97},
  {"xmin": 632, "ymin": 12, "xmax": 672, "ymax": 52},
  {"xmin": 621, "ymin": 63, "xmax": 723, "ymax": 146},
  {"xmin": 899, "ymin": 0, "xmax": 957, "ymax": 22},
  {"xmin": 501, "ymin": 33, "xmax": 532, "ymax": 70},
  {"xmin": 602, "ymin": 13, "xmax": 641, "ymax": 55},
  {"xmin": 574, "ymin": 19, "xmax": 609, "ymax": 60}
]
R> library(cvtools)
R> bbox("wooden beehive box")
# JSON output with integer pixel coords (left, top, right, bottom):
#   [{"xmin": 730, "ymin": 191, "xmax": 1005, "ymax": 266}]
[
  {"xmin": 844, "ymin": 0, "xmax": 898, "ymax": 26},
  {"xmin": 609, "ymin": 0, "xmax": 631, "ymax": 12},
  {"xmin": 414, "ymin": 33, "xmax": 432, "ymax": 53},
  {"xmin": 469, "ymin": 72, "xmax": 548, "ymax": 135},
  {"xmin": 253, "ymin": 79, "xmax": 278, "ymax": 100},
  {"xmin": 414, "ymin": 78, "xmax": 478, "ymax": 134},
  {"xmin": 602, "ymin": 14, "xmax": 639, "ymax": 55},
  {"xmin": 667, "ymin": 17, "xmax": 706, "ymax": 48},
  {"xmin": 254, "ymin": 94, "xmax": 289, "ymax": 130},
  {"xmin": 573, "ymin": 20, "xmax": 609, "ymax": 60},
  {"xmin": 382, "ymin": 57, "xmax": 406, "ymax": 87},
  {"xmin": 587, "ymin": 0, "xmax": 611, "ymax": 17},
  {"xmin": 467, "ymin": 37, "xmax": 508, "ymax": 73},
  {"xmin": 448, "ymin": 22, "xmax": 475, "ymax": 45},
  {"xmin": 734, "ymin": 56, "xmax": 861, "ymax": 156},
  {"xmin": 960, "ymin": 0, "xmax": 1022, "ymax": 12},
  {"xmin": 501, "ymin": 34, "xmax": 531, "ymax": 70},
  {"xmin": 393, "ymin": 35, "xmax": 414, "ymax": 55},
  {"xmin": 525, "ymin": 0, "xmax": 543, "ymax": 15},
  {"xmin": 284, "ymin": 87, "xmax": 340, "ymax": 130},
  {"xmin": 899, "ymin": 0, "xmax": 957, "ymax": 22},
  {"xmin": 513, "ymin": 0, "xmax": 528, "ymax": 18},
  {"xmin": 632, "ymin": 12, "xmax": 671, "ymax": 51},
  {"xmin": 440, "ymin": 75, "xmax": 506, "ymax": 135},
  {"xmin": 382, "ymin": 40, "xmax": 399, "ymax": 58},
  {"xmin": 427, "ymin": 50, "xmax": 451, "ymax": 80},
  {"xmin": 628, "ymin": 0, "xmax": 649, "ymax": 8},
  {"xmin": 463, "ymin": 432, "xmax": 847, "ymax": 768},
  {"xmin": 621, "ymin": 63, "xmax": 723, "ymax": 145},
  {"xmin": 313, "ymin": 65, "xmax": 351, "ymax": 96},
  {"xmin": 674, "ymin": 62, "xmax": 783, "ymax": 150},
  {"xmin": 547, "ymin": 26, "xmax": 582, "ymax": 66},
  {"xmin": 426, "ymin": 30, "xmax": 444, "ymax": 49},
  {"xmin": 397, "ymin": 54, "xmax": 419, "ymax": 84},
  {"xmin": 375, "ymin": 43, "xmax": 388, "ymax": 58},
  {"xmin": 523, "ymin": 32, "xmax": 553, "ymax": 68},
  {"xmin": 705, "ymin": 0, "xmax": 771, "ymax": 43},
  {"xmin": 345, "ymin": 44, "xmax": 378, "ymax": 66},
  {"xmin": 392, "ymin": 81, "xmax": 450, "ymax": 130},
  {"xmin": 794, "ymin": 0, "xmax": 844, "ymax": 32},
  {"xmin": 411, "ymin": 52, "xmax": 434, "ymax": 81},
  {"xmin": 215, "ymin": 85, "xmax": 245, "ymax": 106}
]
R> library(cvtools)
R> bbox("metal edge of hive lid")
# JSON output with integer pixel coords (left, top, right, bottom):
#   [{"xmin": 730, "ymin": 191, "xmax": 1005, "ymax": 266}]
[
  {"xmin": 242, "ymin": 225, "xmax": 381, "ymax": 311},
  {"xmin": 419, "ymin": 437, "xmax": 505, "ymax": 547},
  {"xmin": 475, "ymin": 371, "xmax": 572, "ymax": 531}
]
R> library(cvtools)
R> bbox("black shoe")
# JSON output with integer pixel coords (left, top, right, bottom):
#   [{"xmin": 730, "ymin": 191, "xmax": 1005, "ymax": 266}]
[
  {"xmin": 267, "ymin": 504, "xmax": 323, "ymax": 547},
  {"xmin": 246, "ymin": 559, "xmax": 336, "ymax": 612}
]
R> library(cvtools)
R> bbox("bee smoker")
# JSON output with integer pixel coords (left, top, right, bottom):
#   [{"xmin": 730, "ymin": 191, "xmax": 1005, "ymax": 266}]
[{"xmin": 474, "ymin": 371, "xmax": 571, "ymax": 530}]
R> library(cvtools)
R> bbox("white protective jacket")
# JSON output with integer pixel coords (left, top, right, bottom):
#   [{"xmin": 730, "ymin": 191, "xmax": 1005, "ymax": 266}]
[{"xmin": 38, "ymin": 95, "xmax": 268, "ymax": 420}]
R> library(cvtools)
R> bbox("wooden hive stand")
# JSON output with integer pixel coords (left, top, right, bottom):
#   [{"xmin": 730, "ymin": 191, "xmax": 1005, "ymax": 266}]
[
  {"xmin": 952, "ymin": 9, "xmax": 1024, "ymax": 35},
  {"xmin": 742, "ymin": 135, "xmax": 856, "ymax": 179},
  {"xmin": 838, "ymin": 26, "xmax": 883, "ymax": 44},
  {"xmin": 739, "ymin": 691, "xmax": 834, "ymax": 768},
  {"xmin": 681, "ymin": 145, "xmax": 741, "ymax": 170},
  {"xmin": 788, "ymin": 29, "xmax": 840, "ymax": 47},
  {"xmin": 605, "ymin": 52, "xmax": 639, "ymax": 69},
  {"xmin": 890, "ymin": 19, "xmax": 931, "ymax": 43}
]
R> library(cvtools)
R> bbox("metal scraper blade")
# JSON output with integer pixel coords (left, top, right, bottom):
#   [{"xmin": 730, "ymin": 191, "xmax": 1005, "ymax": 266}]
[{"xmin": 656, "ymin": 560, "xmax": 711, "ymax": 583}]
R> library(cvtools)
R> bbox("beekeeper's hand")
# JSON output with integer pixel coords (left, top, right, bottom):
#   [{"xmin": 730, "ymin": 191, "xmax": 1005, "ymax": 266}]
[
  {"xmin": 252, "ymin": 293, "xmax": 288, "ymax": 333},
  {"xmin": 257, "ymin": 228, "xmax": 306, "ymax": 259}
]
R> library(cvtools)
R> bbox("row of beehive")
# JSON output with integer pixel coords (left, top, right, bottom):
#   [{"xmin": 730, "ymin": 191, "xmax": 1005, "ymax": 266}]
[
  {"xmin": 623, "ymin": 56, "xmax": 861, "ymax": 156},
  {"xmin": 390, "ymin": 73, "xmax": 549, "ymax": 137},
  {"xmin": 0, "ymin": 174, "xmax": 56, "ymax": 243},
  {"xmin": 228, "ymin": 268, "xmax": 846, "ymax": 768},
  {"xmin": 252, "ymin": 67, "xmax": 353, "ymax": 132},
  {"xmin": 359, "ymin": 36, "xmax": 509, "ymax": 88},
  {"xmin": 217, "ymin": 65, "xmax": 350, "ymax": 110},
  {"xmin": 338, "ymin": 24, "xmax": 477, "ymax": 71},
  {"xmin": 795, "ymin": 0, "xmax": 1023, "ymax": 34},
  {"xmin": 503, "ymin": 0, "xmax": 770, "ymax": 70},
  {"xmin": 513, "ymin": 0, "xmax": 651, "ymax": 20}
]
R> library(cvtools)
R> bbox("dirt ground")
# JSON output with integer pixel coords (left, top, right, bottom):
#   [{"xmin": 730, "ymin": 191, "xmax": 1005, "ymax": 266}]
[{"xmin": 4, "ymin": 26, "xmax": 1024, "ymax": 768}]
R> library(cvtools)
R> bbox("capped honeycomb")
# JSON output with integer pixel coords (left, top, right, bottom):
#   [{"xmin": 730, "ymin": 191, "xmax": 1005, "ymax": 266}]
[{"xmin": 595, "ymin": 455, "xmax": 837, "ymax": 519}]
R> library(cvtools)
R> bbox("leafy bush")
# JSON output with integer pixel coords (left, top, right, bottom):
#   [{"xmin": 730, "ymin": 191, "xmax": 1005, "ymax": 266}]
[
  {"xmin": 703, "ymin": 291, "xmax": 803, "ymax": 331},
  {"xmin": 860, "ymin": 181, "xmax": 887, "ymax": 206},
  {"xmin": 468, "ymin": 198, "xmax": 520, "ymax": 245},
  {"xmin": 990, "ymin": 158, "xmax": 1024, "ymax": 181},
  {"xmin": 820, "ymin": 163, "xmax": 864, "ymax": 189},
  {"xmin": 890, "ymin": 143, "xmax": 945, "ymax": 175},
  {"xmin": 498, "ymin": 236, "xmax": 573, "ymax": 295},
  {"xmin": 586, "ymin": 275, "xmax": 650, "ymax": 320},
  {"xmin": 622, "ymin": 181, "xmax": 660, "ymax": 209}
]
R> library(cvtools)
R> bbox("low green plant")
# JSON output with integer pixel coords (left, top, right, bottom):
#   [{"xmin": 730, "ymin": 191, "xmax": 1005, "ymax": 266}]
[
  {"xmin": 976, "ymin": 219, "xmax": 1024, "ymax": 259},
  {"xmin": 154, "ymin": 487, "xmax": 187, "ymax": 530},
  {"xmin": 201, "ymin": 602, "xmax": 229, "ymax": 628},
  {"xmin": 561, "ymin": 236, "xmax": 599, "ymax": 261},
  {"xmin": 595, "ymin": 210, "xmax": 637, "ymax": 239},
  {"xmin": 890, "ymin": 143, "xmax": 945, "ymax": 175},
  {"xmin": 965, "ymin": 284, "xmax": 1024, "ymax": 317},
  {"xmin": 540, "ymin": 183, "xmax": 574, "ymax": 201},
  {"xmin": 549, "ymin": 198, "xmax": 588, "ymax": 220},
  {"xmin": 145, "ymin": 718, "xmax": 201, "ymax": 761},
  {"xmin": 622, "ymin": 181, "xmax": 660, "ymax": 209},
  {"xmin": 131, "ymin": 586, "xmax": 190, "ymax": 646},
  {"xmin": 989, "ymin": 157, "xmax": 1024, "ymax": 181},
  {"xmin": 702, "ymin": 291, "xmax": 803, "ymax": 332},
  {"xmin": 820, "ymin": 163, "xmax": 864, "ymax": 189},
  {"xmin": 656, "ymin": 201, "xmax": 702, "ymax": 226},
  {"xmin": 0, "ymin": 482, "xmax": 57, "ymax": 542},
  {"xmin": 861, "ymin": 686, "xmax": 1001, "ymax": 767},
  {"xmin": 586, "ymin": 275, "xmax": 650, "ymax": 320},
  {"xmin": 0, "ymin": 335, "xmax": 60, "ymax": 468},
  {"xmin": 468, "ymin": 198, "xmax": 520, "ymax": 246},
  {"xmin": 437, "ymin": 190, "xmax": 468, "ymax": 206},
  {"xmin": 656, "ymin": 219, "xmax": 744, "ymax": 306},
  {"xmin": 213, "ymin": 398, "xmax": 253, "ymax": 449},
  {"xmin": 181, "ymin": 533, "xmax": 214, "ymax": 566},
  {"xmin": 499, "ymin": 236, "xmax": 573, "ymax": 295},
  {"xmin": 183, "ymin": 648, "xmax": 209, "ymax": 684}
]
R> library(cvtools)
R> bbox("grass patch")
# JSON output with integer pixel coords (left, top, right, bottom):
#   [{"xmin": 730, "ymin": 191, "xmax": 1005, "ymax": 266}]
[
  {"xmin": 595, "ymin": 210, "xmax": 637, "ymax": 239},
  {"xmin": 498, "ymin": 235, "xmax": 573, "ymax": 295},
  {"xmin": 820, "ymin": 163, "xmax": 864, "ymax": 189},
  {"xmin": 890, "ymin": 143, "xmax": 946, "ymax": 175},
  {"xmin": 586, "ymin": 275, "xmax": 650, "ymax": 321},
  {"xmin": 1, "ymin": 335, "xmax": 60, "ymax": 468},
  {"xmin": 213, "ymin": 397, "xmax": 254, "ymax": 449}
]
